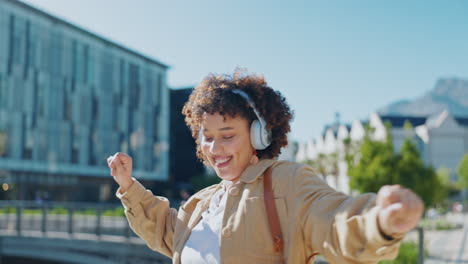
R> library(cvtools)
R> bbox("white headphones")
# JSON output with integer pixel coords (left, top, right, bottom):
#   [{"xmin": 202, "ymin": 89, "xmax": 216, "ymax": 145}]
[{"xmin": 231, "ymin": 89, "xmax": 272, "ymax": 150}]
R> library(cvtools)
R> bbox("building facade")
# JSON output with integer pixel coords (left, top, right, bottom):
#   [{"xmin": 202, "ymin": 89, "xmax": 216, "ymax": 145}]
[{"xmin": 0, "ymin": 0, "xmax": 170, "ymax": 201}]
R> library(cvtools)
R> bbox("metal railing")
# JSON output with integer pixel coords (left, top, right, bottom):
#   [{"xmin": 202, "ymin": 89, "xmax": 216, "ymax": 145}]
[
  {"xmin": 0, "ymin": 200, "xmax": 426, "ymax": 263},
  {"xmin": 0, "ymin": 200, "xmax": 135, "ymax": 238}
]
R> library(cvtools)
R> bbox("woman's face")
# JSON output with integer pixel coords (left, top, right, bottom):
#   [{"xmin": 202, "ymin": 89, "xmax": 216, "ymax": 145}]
[{"xmin": 200, "ymin": 112, "xmax": 255, "ymax": 182}]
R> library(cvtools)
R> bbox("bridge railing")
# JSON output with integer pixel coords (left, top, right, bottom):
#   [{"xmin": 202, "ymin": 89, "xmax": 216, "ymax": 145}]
[
  {"xmin": 0, "ymin": 200, "xmax": 428, "ymax": 264},
  {"xmin": 0, "ymin": 200, "xmax": 136, "ymax": 238}
]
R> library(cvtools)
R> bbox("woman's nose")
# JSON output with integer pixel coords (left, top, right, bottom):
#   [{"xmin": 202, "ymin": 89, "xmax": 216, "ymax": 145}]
[{"xmin": 209, "ymin": 139, "xmax": 223, "ymax": 154}]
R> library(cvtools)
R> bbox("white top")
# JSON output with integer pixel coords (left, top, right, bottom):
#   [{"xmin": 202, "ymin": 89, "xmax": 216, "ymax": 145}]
[{"xmin": 180, "ymin": 181, "xmax": 234, "ymax": 264}]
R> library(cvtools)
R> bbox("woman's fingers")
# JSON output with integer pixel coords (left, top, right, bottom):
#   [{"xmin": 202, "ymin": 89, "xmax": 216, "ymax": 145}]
[
  {"xmin": 115, "ymin": 153, "xmax": 132, "ymax": 166},
  {"xmin": 107, "ymin": 154, "xmax": 121, "ymax": 177},
  {"xmin": 107, "ymin": 153, "xmax": 128, "ymax": 169},
  {"xmin": 107, "ymin": 156, "xmax": 113, "ymax": 167},
  {"xmin": 376, "ymin": 185, "xmax": 402, "ymax": 208}
]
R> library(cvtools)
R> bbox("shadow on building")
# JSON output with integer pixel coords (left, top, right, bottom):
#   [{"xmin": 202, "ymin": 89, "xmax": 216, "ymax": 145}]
[{"xmin": 169, "ymin": 87, "xmax": 204, "ymax": 200}]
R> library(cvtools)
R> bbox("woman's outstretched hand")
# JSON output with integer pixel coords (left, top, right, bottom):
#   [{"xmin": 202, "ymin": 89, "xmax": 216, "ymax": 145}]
[
  {"xmin": 376, "ymin": 185, "xmax": 424, "ymax": 239},
  {"xmin": 107, "ymin": 152, "xmax": 134, "ymax": 193}
]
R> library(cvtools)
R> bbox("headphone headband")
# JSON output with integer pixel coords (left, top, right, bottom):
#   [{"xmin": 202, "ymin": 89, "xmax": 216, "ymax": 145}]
[
  {"xmin": 231, "ymin": 89, "xmax": 271, "ymax": 150},
  {"xmin": 231, "ymin": 90, "xmax": 264, "ymax": 126}
]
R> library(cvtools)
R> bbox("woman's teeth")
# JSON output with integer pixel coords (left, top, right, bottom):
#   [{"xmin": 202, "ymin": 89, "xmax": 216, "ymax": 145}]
[{"xmin": 215, "ymin": 157, "xmax": 231, "ymax": 164}]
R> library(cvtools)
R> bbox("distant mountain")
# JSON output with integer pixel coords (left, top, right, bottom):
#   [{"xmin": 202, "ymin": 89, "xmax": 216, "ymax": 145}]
[{"xmin": 378, "ymin": 78, "xmax": 468, "ymax": 117}]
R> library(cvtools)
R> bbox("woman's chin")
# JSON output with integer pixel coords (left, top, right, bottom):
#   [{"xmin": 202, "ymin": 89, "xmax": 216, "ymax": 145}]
[{"xmin": 216, "ymin": 172, "xmax": 240, "ymax": 182}]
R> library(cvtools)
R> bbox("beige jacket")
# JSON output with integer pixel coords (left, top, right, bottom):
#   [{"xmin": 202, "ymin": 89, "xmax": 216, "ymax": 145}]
[{"xmin": 117, "ymin": 159, "xmax": 403, "ymax": 264}]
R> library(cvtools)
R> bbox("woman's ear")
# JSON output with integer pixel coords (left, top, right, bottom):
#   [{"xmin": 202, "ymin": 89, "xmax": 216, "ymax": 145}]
[{"xmin": 250, "ymin": 150, "xmax": 259, "ymax": 165}]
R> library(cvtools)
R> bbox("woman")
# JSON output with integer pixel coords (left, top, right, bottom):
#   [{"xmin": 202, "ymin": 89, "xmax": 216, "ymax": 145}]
[{"xmin": 108, "ymin": 70, "xmax": 423, "ymax": 263}]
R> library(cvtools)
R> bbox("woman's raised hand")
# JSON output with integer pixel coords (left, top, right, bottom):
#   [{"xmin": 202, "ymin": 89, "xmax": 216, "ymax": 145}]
[
  {"xmin": 376, "ymin": 185, "xmax": 424, "ymax": 239},
  {"xmin": 107, "ymin": 152, "xmax": 134, "ymax": 193}
]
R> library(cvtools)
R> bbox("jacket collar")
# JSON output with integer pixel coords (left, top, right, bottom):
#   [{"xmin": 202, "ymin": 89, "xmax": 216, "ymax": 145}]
[{"xmin": 239, "ymin": 159, "xmax": 278, "ymax": 183}]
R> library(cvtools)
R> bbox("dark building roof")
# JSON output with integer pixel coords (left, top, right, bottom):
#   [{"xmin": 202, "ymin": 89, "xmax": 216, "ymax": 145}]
[
  {"xmin": 321, "ymin": 123, "xmax": 352, "ymax": 138},
  {"xmin": 380, "ymin": 114, "xmax": 468, "ymax": 128},
  {"xmin": 455, "ymin": 117, "xmax": 468, "ymax": 127},
  {"xmin": 379, "ymin": 115, "xmax": 428, "ymax": 128}
]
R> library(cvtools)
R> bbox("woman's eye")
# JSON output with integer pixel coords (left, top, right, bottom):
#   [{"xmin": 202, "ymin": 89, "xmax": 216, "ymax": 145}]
[
  {"xmin": 204, "ymin": 137, "xmax": 213, "ymax": 142},
  {"xmin": 223, "ymin": 136, "xmax": 234, "ymax": 140}
]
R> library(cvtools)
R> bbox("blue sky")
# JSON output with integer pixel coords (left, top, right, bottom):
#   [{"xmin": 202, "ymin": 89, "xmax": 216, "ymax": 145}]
[{"xmin": 21, "ymin": 0, "xmax": 468, "ymax": 142}]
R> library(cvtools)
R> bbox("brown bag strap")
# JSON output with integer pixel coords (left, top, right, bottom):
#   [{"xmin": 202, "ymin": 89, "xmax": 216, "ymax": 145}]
[{"xmin": 263, "ymin": 166, "xmax": 285, "ymax": 263}]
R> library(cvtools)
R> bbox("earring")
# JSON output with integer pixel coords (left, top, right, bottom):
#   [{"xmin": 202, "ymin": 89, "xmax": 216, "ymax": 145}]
[{"xmin": 250, "ymin": 151, "xmax": 259, "ymax": 165}]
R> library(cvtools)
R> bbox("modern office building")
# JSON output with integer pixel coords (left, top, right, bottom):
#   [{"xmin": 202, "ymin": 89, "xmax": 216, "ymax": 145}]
[{"xmin": 0, "ymin": 0, "xmax": 170, "ymax": 201}]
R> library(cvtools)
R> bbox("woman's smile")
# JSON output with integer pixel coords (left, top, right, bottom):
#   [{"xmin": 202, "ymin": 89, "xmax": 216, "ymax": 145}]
[{"xmin": 213, "ymin": 156, "xmax": 232, "ymax": 168}]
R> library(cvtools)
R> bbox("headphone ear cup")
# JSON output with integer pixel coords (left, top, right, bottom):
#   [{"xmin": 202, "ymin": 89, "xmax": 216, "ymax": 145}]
[{"xmin": 250, "ymin": 120, "xmax": 269, "ymax": 150}]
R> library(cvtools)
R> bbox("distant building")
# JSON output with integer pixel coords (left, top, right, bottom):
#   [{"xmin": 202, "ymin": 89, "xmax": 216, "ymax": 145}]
[
  {"xmin": 0, "ymin": 0, "xmax": 170, "ymax": 201},
  {"xmin": 169, "ymin": 87, "xmax": 204, "ymax": 187},
  {"xmin": 297, "ymin": 111, "xmax": 468, "ymax": 193},
  {"xmin": 278, "ymin": 135, "xmax": 299, "ymax": 162},
  {"xmin": 368, "ymin": 111, "xmax": 468, "ymax": 182}
]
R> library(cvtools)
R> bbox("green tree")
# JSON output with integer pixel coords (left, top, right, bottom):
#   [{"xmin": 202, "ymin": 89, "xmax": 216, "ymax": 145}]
[
  {"xmin": 347, "ymin": 122, "xmax": 448, "ymax": 208},
  {"xmin": 457, "ymin": 153, "xmax": 468, "ymax": 189},
  {"xmin": 304, "ymin": 152, "xmax": 339, "ymax": 185},
  {"xmin": 396, "ymin": 138, "xmax": 446, "ymax": 207},
  {"xmin": 437, "ymin": 167, "xmax": 459, "ymax": 200},
  {"xmin": 343, "ymin": 137, "xmax": 361, "ymax": 165},
  {"xmin": 348, "ymin": 125, "xmax": 397, "ymax": 193}
]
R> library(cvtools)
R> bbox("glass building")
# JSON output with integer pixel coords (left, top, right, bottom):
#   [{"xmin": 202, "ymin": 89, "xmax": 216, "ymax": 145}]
[{"xmin": 0, "ymin": 0, "xmax": 170, "ymax": 202}]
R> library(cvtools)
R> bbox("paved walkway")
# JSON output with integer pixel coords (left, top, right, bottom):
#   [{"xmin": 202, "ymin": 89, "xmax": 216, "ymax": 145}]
[{"xmin": 419, "ymin": 213, "xmax": 468, "ymax": 264}]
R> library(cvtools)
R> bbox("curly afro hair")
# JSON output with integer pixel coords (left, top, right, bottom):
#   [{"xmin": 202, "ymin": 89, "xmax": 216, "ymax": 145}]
[{"xmin": 182, "ymin": 69, "xmax": 294, "ymax": 162}]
